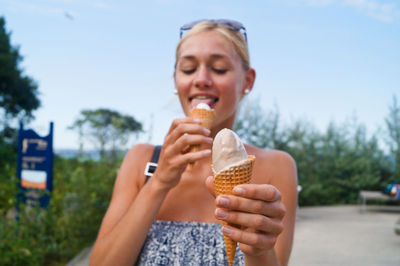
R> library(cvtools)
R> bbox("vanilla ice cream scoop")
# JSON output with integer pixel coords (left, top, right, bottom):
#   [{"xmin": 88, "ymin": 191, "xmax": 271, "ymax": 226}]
[
  {"xmin": 212, "ymin": 128, "xmax": 248, "ymax": 173},
  {"xmin": 195, "ymin": 103, "xmax": 211, "ymax": 110}
]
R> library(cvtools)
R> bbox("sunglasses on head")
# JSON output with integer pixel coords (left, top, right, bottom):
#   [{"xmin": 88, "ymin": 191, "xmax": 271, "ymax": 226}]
[{"xmin": 180, "ymin": 19, "xmax": 247, "ymax": 43}]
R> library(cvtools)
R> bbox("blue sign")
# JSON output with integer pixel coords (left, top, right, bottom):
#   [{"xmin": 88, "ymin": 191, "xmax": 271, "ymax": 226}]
[{"xmin": 16, "ymin": 122, "xmax": 54, "ymax": 208}]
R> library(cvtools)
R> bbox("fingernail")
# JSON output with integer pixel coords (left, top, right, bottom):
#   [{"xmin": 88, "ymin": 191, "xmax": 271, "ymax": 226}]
[
  {"xmin": 205, "ymin": 137, "xmax": 213, "ymax": 143},
  {"xmin": 203, "ymin": 128, "xmax": 211, "ymax": 135},
  {"xmin": 202, "ymin": 149, "xmax": 211, "ymax": 155},
  {"xmin": 222, "ymin": 226, "xmax": 233, "ymax": 236},
  {"xmin": 233, "ymin": 186, "xmax": 245, "ymax": 196},
  {"xmin": 215, "ymin": 209, "xmax": 227, "ymax": 218},
  {"xmin": 193, "ymin": 118, "xmax": 201, "ymax": 123},
  {"xmin": 217, "ymin": 196, "xmax": 229, "ymax": 207}
]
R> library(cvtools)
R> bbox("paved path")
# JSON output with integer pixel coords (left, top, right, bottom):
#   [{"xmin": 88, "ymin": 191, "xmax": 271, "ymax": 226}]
[
  {"xmin": 290, "ymin": 205, "xmax": 400, "ymax": 266},
  {"xmin": 68, "ymin": 205, "xmax": 400, "ymax": 266}
]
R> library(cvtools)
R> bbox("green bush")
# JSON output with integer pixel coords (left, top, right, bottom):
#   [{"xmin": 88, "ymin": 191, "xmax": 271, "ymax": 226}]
[
  {"xmin": 235, "ymin": 99, "xmax": 398, "ymax": 206},
  {"xmin": 290, "ymin": 122, "xmax": 393, "ymax": 205},
  {"xmin": 0, "ymin": 154, "xmax": 119, "ymax": 265},
  {"xmin": 0, "ymin": 138, "xmax": 18, "ymax": 216}
]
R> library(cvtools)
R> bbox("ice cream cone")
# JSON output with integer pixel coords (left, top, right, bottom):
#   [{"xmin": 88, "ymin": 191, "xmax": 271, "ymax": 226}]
[
  {"xmin": 188, "ymin": 108, "xmax": 215, "ymax": 168},
  {"xmin": 189, "ymin": 108, "xmax": 215, "ymax": 129},
  {"xmin": 212, "ymin": 155, "xmax": 256, "ymax": 266}
]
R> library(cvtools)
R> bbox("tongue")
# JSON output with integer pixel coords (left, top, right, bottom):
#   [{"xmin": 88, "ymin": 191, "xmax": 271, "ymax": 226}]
[{"xmin": 191, "ymin": 98, "xmax": 215, "ymax": 109}]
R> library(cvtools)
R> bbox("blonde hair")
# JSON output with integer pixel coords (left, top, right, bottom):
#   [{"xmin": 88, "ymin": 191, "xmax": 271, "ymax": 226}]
[{"xmin": 175, "ymin": 21, "xmax": 250, "ymax": 70}]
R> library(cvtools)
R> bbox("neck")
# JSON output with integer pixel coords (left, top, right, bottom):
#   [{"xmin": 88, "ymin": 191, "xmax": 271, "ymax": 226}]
[{"xmin": 210, "ymin": 114, "xmax": 236, "ymax": 138}]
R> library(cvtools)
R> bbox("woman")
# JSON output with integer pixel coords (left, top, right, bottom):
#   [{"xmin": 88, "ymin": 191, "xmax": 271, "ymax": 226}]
[{"xmin": 90, "ymin": 19, "xmax": 298, "ymax": 266}]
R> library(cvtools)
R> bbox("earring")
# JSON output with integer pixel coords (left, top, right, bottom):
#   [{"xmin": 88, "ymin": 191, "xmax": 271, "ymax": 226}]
[
  {"xmin": 244, "ymin": 89, "xmax": 250, "ymax": 95},
  {"xmin": 174, "ymin": 89, "xmax": 178, "ymax": 95}
]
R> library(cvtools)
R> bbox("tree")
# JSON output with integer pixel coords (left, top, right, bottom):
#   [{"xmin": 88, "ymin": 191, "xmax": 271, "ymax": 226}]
[
  {"xmin": 233, "ymin": 98, "xmax": 390, "ymax": 206},
  {"xmin": 0, "ymin": 16, "xmax": 40, "ymax": 185},
  {"xmin": 69, "ymin": 108, "xmax": 143, "ymax": 159},
  {"xmin": 234, "ymin": 98, "xmax": 285, "ymax": 149},
  {"xmin": 0, "ymin": 16, "xmax": 40, "ymax": 125},
  {"xmin": 385, "ymin": 94, "xmax": 400, "ymax": 181}
]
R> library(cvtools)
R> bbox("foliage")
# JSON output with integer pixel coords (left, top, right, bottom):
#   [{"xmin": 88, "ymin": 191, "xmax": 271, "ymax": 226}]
[
  {"xmin": 0, "ymin": 155, "xmax": 119, "ymax": 265},
  {"xmin": 0, "ymin": 136, "xmax": 18, "ymax": 216},
  {"xmin": 292, "ymin": 122, "xmax": 391, "ymax": 205},
  {"xmin": 234, "ymin": 100, "xmax": 283, "ymax": 148},
  {"xmin": 0, "ymin": 16, "xmax": 40, "ymax": 123},
  {"xmin": 234, "ymin": 98, "xmax": 395, "ymax": 206},
  {"xmin": 385, "ymin": 95, "xmax": 400, "ymax": 180},
  {"xmin": 69, "ymin": 108, "xmax": 142, "ymax": 159}
]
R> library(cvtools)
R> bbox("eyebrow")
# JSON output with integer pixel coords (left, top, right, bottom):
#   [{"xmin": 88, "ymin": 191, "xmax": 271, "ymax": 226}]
[{"xmin": 179, "ymin": 54, "xmax": 230, "ymax": 62}]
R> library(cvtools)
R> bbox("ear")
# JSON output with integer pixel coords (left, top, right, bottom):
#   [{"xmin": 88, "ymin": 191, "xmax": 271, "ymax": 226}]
[
  {"xmin": 243, "ymin": 68, "xmax": 256, "ymax": 94},
  {"xmin": 173, "ymin": 70, "xmax": 177, "ymax": 88}
]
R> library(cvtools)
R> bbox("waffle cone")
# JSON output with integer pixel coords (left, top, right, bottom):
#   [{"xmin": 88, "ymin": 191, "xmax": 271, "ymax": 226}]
[
  {"xmin": 189, "ymin": 108, "xmax": 215, "ymax": 129},
  {"xmin": 188, "ymin": 109, "xmax": 215, "ymax": 168},
  {"xmin": 212, "ymin": 155, "xmax": 256, "ymax": 266}
]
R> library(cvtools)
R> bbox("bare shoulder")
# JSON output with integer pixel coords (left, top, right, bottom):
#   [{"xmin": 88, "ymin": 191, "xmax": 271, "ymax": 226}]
[
  {"xmin": 244, "ymin": 144, "xmax": 297, "ymax": 187},
  {"xmin": 121, "ymin": 143, "xmax": 155, "ymax": 170},
  {"xmin": 123, "ymin": 143, "xmax": 155, "ymax": 162},
  {"xmin": 116, "ymin": 143, "xmax": 155, "ymax": 190},
  {"xmin": 94, "ymin": 143, "xmax": 155, "ymax": 240}
]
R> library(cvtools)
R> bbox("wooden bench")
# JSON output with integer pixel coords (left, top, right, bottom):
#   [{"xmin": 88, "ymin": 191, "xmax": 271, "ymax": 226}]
[{"xmin": 358, "ymin": 190, "xmax": 399, "ymax": 213}]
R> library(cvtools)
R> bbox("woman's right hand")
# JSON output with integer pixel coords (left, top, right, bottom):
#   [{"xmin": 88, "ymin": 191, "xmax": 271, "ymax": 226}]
[{"xmin": 153, "ymin": 117, "xmax": 212, "ymax": 189}]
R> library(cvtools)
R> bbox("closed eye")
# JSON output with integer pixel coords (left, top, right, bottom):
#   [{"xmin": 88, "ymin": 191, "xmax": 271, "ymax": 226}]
[
  {"xmin": 213, "ymin": 68, "xmax": 227, "ymax": 74},
  {"xmin": 181, "ymin": 69, "xmax": 196, "ymax": 74}
]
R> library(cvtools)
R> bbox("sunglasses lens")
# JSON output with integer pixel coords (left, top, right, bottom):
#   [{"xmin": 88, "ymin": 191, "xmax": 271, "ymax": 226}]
[
  {"xmin": 215, "ymin": 19, "xmax": 244, "ymax": 31},
  {"xmin": 180, "ymin": 19, "xmax": 205, "ymax": 31},
  {"xmin": 180, "ymin": 19, "xmax": 247, "ymax": 42}
]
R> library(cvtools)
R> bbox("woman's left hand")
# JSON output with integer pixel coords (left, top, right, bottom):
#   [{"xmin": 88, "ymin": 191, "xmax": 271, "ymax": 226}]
[{"xmin": 206, "ymin": 178, "xmax": 286, "ymax": 257}]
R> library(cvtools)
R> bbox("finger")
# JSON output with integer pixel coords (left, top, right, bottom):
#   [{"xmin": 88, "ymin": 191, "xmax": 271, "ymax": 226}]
[
  {"xmin": 215, "ymin": 195, "xmax": 285, "ymax": 218},
  {"xmin": 221, "ymin": 226, "xmax": 277, "ymax": 250},
  {"xmin": 175, "ymin": 149, "xmax": 212, "ymax": 165},
  {"xmin": 182, "ymin": 145, "xmax": 191, "ymax": 154},
  {"xmin": 166, "ymin": 117, "xmax": 201, "ymax": 135},
  {"xmin": 166, "ymin": 122, "xmax": 210, "ymax": 145},
  {"xmin": 232, "ymin": 184, "xmax": 281, "ymax": 202},
  {"xmin": 205, "ymin": 176, "xmax": 216, "ymax": 197},
  {"xmin": 215, "ymin": 208, "xmax": 284, "ymax": 235},
  {"xmin": 164, "ymin": 118, "xmax": 202, "ymax": 145},
  {"xmin": 172, "ymin": 134, "xmax": 213, "ymax": 154}
]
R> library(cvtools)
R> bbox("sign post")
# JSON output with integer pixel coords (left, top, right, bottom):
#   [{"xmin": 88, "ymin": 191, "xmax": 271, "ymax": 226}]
[{"xmin": 16, "ymin": 122, "xmax": 54, "ymax": 208}]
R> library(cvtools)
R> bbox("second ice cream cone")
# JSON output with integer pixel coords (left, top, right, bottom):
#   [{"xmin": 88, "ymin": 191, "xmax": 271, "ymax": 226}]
[{"xmin": 213, "ymin": 155, "xmax": 255, "ymax": 266}]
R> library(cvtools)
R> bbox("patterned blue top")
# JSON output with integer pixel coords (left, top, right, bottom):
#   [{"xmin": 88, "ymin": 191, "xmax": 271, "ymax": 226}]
[{"xmin": 136, "ymin": 220, "xmax": 244, "ymax": 266}]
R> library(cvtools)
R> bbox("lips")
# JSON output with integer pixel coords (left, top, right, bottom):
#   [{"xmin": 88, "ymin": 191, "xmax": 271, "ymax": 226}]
[{"xmin": 189, "ymin": 95, "xmax": 219, "ymax": 109}]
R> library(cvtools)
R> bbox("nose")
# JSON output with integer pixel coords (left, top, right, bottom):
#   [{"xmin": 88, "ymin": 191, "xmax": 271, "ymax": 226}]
[{"xmin": 193, "ymin": 66, "xmax": 212, "ymax": 89}]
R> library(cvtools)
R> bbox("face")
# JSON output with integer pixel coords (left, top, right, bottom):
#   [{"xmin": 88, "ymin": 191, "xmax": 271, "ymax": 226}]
[{"xmin": 174, "ymin": 30, "xmax": 254, "ymax": 129}]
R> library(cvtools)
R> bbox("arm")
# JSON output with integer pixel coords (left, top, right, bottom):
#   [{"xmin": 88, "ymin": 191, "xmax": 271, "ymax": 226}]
[
  {"xmin": 90, "ymin": 118, "xmax": 212, "ymax": 266},
  {"xmin": 89, "ymin": 144, "xmax": 171, "ymax": 266},
  {"xmin": 208, "ymin": 150, "xmax": 298, "ymax": 266},
  {"xmin": 272, "ymin": 152, "xmax": 298, "ymax": 266}
]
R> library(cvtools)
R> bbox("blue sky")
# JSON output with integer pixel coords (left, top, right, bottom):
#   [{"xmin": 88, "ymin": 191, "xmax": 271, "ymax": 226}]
[{"xmin": 1, "ymin": 0, "xmax": 399, "ymax": 150}]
